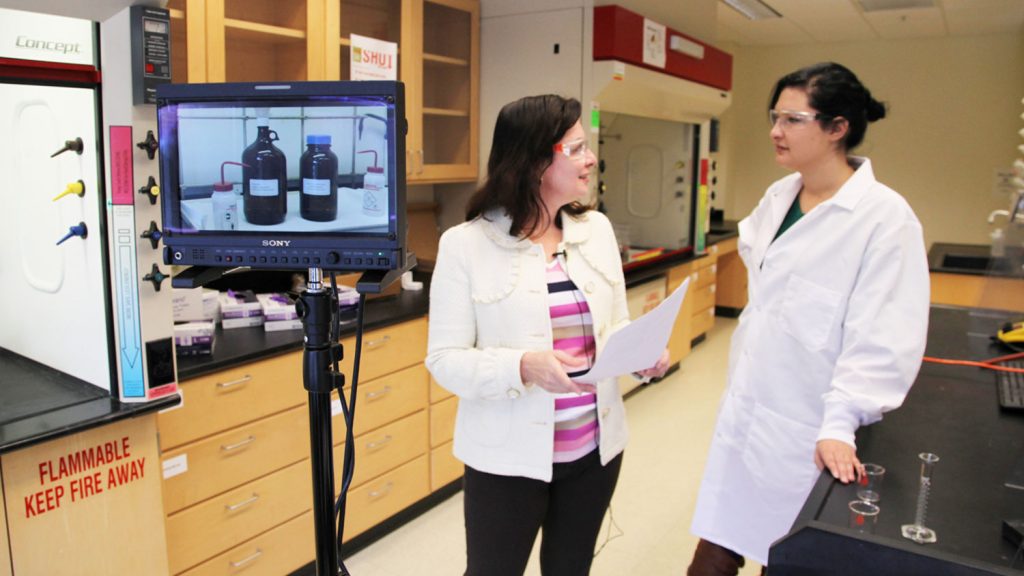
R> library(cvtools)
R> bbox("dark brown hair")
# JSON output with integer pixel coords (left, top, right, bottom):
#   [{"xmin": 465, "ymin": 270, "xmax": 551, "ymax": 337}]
[{"xmin": 465, "ymin": 95, "xmax": 590, "ymax": 238}]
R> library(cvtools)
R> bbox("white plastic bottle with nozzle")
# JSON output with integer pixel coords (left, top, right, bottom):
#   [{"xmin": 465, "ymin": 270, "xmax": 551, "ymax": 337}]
[
  {"xmin": 991, "ymin": 227, "xmax": 1006, "ymax": 257},
  {"xmin": 359, "ymin": 149, "xmax": 386, "ymax": 217},
  {"xmin": 211, "ymin": 161, "xmax": 247, "ymax": 230}
]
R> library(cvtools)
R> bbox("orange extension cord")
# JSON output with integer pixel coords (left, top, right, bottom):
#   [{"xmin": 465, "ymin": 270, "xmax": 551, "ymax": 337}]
[{"xmin": 924, "ymin": 350, "xmax": 1024, "ymax": 373}]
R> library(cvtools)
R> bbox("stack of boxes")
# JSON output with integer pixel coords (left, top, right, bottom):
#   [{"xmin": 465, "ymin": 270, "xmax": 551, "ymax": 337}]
[{"xmin": 172, "ymin": 288, "xmax": 220, "ymax": 356}]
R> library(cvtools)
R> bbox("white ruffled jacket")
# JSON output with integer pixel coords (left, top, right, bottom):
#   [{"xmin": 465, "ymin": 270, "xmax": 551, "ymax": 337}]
[{"xmin": 426, "ymin": 209, "xmax": 630, "ymax": 482}]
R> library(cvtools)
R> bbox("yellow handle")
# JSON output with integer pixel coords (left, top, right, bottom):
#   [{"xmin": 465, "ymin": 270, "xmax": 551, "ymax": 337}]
[
  {"xmin": 52, "ymin": 180, "xmax": 84, "ymax": 202},
  {"xmin": 151, "ymin": 185, "xmax": 160, "ymax": 197}
]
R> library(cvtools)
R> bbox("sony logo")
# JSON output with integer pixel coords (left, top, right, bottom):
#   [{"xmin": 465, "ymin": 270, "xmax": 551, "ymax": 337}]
[{"xmin": 262, "ymin": 240, "xmax": 291, "ymax": 247}]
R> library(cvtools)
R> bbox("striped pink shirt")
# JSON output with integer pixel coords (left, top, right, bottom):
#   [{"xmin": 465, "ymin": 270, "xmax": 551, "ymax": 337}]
[{"xmin": 547, "ymin": 257, "xmax": 598, "ymax": 463}]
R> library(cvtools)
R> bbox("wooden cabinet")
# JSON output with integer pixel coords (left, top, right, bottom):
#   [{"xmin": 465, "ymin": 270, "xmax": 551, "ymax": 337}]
[
  {"xmin": 429, "ymin": 376, "xmax": 462, "ymax": 490},
  {"xmin": 159, "ymin": 317, "xmax": 444, "ymax": 573},
  {"xmin": 3, "ymin": 416, "xmax": 170, "ymax": 575},
  {"xmin": 714, "ymin": 237, "xmax": 747, "ymax": 314},
  {"xmin": 0, "ymin": 474, "xmax": 9, "ymax": 576},
  {"xmin": 167, "ymin": 0, "xmax": 479, "ymax": 184},
  {"xmin": 930, "ymin": 273, "xmax": 1024, "ymax": 312},
  {"xmin": 404, "ymin": 0, "xmax": 480, "ymax": 182},
  {"xmin": 666, "ymin": 248, "xmax": 721, "ymax": 365}
]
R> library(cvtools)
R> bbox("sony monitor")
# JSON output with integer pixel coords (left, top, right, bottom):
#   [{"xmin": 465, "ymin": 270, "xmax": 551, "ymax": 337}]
[{"xmin": 156, "ymin": 80, "xmax": 406, "ymax": 272}]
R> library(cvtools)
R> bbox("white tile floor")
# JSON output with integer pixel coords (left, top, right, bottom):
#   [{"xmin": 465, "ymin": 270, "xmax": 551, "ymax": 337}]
[{"xmin": 342, "ymin": 317, "xmax": 763, "ymax": 575}]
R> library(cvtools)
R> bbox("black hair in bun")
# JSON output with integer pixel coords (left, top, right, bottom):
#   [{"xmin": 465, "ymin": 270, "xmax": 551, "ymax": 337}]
[{"xmin": 770, "ymin": 62, "xmax": 886, "ymax": 151}]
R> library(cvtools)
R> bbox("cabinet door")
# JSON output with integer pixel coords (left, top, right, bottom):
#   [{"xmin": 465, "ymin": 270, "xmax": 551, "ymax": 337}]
[
  {"xmin": 205, "ymin": 0, "xmax": 327, "ymax": 82},
  {"xmin": 168, "ymin": 0, "xmax": 208, "ymax": 82},
  {"xmin": 327, "ymin": 0, "xmax": 404, "ymax": 81},
  {"xmin": 406, "ymin": 0, "xmax": 479, "ymax": 183}
]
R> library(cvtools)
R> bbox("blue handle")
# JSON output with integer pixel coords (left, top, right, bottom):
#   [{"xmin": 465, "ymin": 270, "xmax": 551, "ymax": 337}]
[{"xmin": 56, "ymin": 222, "xmax": 88, "ymax": 245}]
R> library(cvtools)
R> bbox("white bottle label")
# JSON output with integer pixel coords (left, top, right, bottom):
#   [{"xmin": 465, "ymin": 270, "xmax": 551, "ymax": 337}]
[
  {"xmin": 303, "ymin": 178, "xmax": 331, "ymax": 196},
  {"xmin": 250, "ymin": 179, "xmax": 280, "ymax": 197},
  {"xmin": 362, "ymin": 188, "xmax": 385, "ymax": 216}
]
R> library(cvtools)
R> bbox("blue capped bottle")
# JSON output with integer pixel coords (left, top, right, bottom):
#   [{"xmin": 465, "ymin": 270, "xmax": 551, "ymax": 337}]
[{"xmin": 300, "ymin": 134, "xmax": 339, "ymax": 222}]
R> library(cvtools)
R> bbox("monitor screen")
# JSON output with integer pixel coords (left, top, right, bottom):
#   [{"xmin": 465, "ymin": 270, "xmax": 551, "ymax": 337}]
[{"xmin": 156, "ymin": 81, "xmax": 405, "ymax": 272}]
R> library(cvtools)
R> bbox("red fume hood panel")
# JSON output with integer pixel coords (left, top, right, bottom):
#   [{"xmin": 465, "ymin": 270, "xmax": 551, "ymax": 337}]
[{"xmin": 593, "ymin": 5, "xmax": 732, "ymax": 92}]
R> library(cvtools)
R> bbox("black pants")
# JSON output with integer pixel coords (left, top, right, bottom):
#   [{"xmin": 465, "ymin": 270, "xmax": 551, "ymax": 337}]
[{"xmin": 462, "ymin": 450, "xmax": 623, "ymax": 576}]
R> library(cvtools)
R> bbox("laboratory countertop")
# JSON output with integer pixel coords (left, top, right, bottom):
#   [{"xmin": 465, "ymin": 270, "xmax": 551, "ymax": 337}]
[
  {"xmin": 929, "ymin": 242, "xmax": 1024, "ymax": 278},
  {"xmin": 0, "ymin": 225, "xmax": 740, "ymax": 452},
  {"xmin": 770, "ymin": 305, "xmax": 1024, "ymax": 575},
  {"xmin": 0, "ymin": 348, "xmax": 179, "ymax": 455}
]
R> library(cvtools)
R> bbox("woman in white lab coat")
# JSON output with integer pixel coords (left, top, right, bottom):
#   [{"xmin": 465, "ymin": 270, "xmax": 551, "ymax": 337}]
[{"xmin": 687, "ymin": 62, "xmax": 930, "ymax": 575}]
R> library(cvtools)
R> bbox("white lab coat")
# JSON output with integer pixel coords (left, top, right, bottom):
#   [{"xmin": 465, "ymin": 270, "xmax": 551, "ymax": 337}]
[{"xmin": 691, "ymin": 158, "xmax": 930, "ymax": 563}]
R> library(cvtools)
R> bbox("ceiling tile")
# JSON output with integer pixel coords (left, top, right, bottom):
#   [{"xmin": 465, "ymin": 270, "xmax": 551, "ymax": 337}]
[
  {"xmin": 941, "ymin": 0, "xmax": 1024, "ymax": 35},
  {"xmin": 717, "ymin": 2, "xmax": 817, "ymax": 45},
  {"xmin": 861, "ymin": 7, "xmax": 947, "ymax": 38}
]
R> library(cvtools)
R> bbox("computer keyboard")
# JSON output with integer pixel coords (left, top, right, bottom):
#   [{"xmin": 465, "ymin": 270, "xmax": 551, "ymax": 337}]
[{"xmin": 997, "ymin": 360, "xmax": 1024, "ymax": 410}]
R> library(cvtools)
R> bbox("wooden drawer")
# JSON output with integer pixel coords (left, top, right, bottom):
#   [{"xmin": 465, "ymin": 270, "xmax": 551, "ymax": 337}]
[
  {"xmin": 343, "ymin": 455, "xmax": 430, "ymax": 541},
  {"xmin": 668, "ymin": 262, "xmax": 693, "ymax": 286},
  {"xmin": 693, "ymin": 282, "xmax": 717, "ymax": 313},
  {"xmin": 333, "ymin": 410, "xmax": 428, "ymax": 489},
  {"xmin": 163, "ymin": 406, "xmax": 309, "ymax": 514},
  {"xmin": 165, "ymin": 460, "xmax": 311, "ymax": 574},
  {"xmin": 159, "ymin": 352, "xmax": 305, "ymax": 450},
  {"xmin": 331, "ymin": 363, "xmax": 428, "ymax": 441},
  {"xmin": 692, "ymin": 306, "xmax": 715, "ymax": 337},
  {"xmin": 694, "ymin": 264, "xmax": 717, "ymax": 288},
  {"xmin": 337, "ymin": 317, "xmax": 427, "ymax": 383},
  {"xmin": 429, "ymin": 375, "xmax": 453, "ymax": 403},
  {"xmin": 430, "ymin": 441, "xmax": 463, "ymax": 490},
  {"xmin": 178, "ymin": 511, "xmax": 314, "ymax": 576},
  {"xmin": 429, "ymin": 395, "xmax": 457, "ymax": 448},
  {"xmin": 715, "ymin": 236, "xmax": 738, "ymax": 255}
]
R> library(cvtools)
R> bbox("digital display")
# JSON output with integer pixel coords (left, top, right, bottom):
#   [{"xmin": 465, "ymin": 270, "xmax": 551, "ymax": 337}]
[
  {"xmin": 163, "ymin": 100, "xmax": 391, "ymax": 235},
  {"xmin": 156, "ymin": 81, "xmax": 406, "ymax": 272}
]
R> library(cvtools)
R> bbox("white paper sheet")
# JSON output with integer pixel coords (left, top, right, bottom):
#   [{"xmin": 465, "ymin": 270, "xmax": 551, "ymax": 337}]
[{"xmin": 573, "ymin": 277, "xmax": 690, "ymax": 384}]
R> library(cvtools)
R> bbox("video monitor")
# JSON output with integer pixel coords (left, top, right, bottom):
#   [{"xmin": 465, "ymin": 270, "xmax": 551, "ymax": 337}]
[{"xmin": 156, "ymin": 81, "xmax": 406, "ymax": 271}]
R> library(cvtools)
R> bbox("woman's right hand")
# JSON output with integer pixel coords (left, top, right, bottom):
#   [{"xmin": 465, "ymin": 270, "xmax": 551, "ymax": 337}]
[{"xmin": 520, "ymin": 350, "xmax": 594, "ymax": 394}]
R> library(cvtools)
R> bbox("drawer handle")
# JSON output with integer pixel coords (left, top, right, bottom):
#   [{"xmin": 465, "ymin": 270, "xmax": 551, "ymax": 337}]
[
  {"xmin": 216, "ymin": 374, "xmax": 252, "ymax": 390},
  {"xmin": 416, "ymin": 149, "xmax": 424, "ymax": 174},
  {"xmin": 369, "ymin": 481, "xmax": 393, "ymax": 500},
  {"xmin": 221, "ymin": 435, "xmax": 256, "ymax": 452},
  {"xmin": 365, "ymin": 335, "xmax": 391, "ymax": 349},
  {"xmin": 225, "ymin": 493, "xmax": 260, "ymax": 512},
  {"xmin": 365, "ymin": 386, "xmax": 392, "ymax": 401},
  {"xmin": 228, "ymin": 548, "xmax": 263, "ymax": 569},
  {"xmin": 365, "ymin": 435, "xmax": 393, "ymax": 451}
]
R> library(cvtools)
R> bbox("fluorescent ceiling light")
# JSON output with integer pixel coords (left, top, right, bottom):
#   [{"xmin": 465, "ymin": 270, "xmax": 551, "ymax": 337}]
[
  {"xmin": 721, "ymin": 0, "xmax": 781, "ymax": 20},
  {"xmin": 857, "ymin": 0, "xmax": 934, "ymax": 12}
]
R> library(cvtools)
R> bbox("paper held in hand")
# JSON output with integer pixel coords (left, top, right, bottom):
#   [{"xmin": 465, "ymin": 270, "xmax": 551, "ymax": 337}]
[{"xmin": 572, "ymin": 277, "xmax": 690, "ymax": 384}]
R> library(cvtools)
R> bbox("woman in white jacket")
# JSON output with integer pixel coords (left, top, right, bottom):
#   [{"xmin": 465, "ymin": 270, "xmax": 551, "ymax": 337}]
[
  {"xmin": 426, "ymin": 95, "xmax": 668, "ymax": 576},
  {"xmin": 687, "ymin": 63, "xmax": 930, "ymax": 575}
]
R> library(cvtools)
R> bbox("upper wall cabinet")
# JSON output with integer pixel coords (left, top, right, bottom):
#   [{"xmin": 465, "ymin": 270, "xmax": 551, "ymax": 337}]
[
  {"xmin": 404, "ymin": 0, "xmax": 479, "ymax": 183},
  {"xmin": 167, "ymin": 0, "xmax": 479, "ymax": 184}
]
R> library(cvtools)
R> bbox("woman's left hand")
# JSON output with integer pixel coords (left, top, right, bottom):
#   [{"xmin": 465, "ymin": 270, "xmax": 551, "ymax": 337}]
[
  {"xmin": 636, "ymin": 349, "xmax": 671, "ymax": 379},
  {"xmin": 814, "ymin": 439, "xmax": 864, "ymax": 484}
]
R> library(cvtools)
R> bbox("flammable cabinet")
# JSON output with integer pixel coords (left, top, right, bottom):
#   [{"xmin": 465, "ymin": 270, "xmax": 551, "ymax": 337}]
[{"xmin": 0, "ymin": 5, "xmax": 178, "ymax": 576}]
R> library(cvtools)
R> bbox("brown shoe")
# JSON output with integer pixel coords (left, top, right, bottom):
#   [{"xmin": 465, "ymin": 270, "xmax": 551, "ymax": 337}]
[{"xmin": 686, "ymin": 539, "xmax": 745, "ymax": 576}]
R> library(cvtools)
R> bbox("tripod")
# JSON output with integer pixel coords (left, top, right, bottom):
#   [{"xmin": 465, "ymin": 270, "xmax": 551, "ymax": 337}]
[{"xmin": 296, "ymin": 261, "xmax": 414, "ymax": 576}]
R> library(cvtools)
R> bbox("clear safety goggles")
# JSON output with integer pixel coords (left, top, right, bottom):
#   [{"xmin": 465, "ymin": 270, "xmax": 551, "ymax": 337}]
[
  {"xmin": 769, "ymin": 109, "xmax": 832, "ymax": 130},
  {"xmin": 553, "ymin": 138, "xmax": 589, "ymax": 160}
]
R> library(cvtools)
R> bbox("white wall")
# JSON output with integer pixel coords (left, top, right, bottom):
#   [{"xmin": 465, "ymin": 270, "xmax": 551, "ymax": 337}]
[{"xmin": 719, "ymin": 33, "xmax": 1024, "ymax": 249}]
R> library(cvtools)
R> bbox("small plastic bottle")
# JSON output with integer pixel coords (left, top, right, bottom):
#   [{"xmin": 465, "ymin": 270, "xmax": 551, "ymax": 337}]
[
  {"xmin": 300, "ymin": 135, "xmax": 339, "ymax": 222},
  {"xmin": 991, "ymin": 227, "xmax": 1006, "ymax": 258},
  {"xmin": 210, "ymin": 161, "xmax": 246, "ymax": 231},
  {"xmin": 241, "ymin": 117, "xmax": 288, "ymax": 225},
  {"xmin": 358, "ymin": 149, "xmax": 386, "ymax": 217}
]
